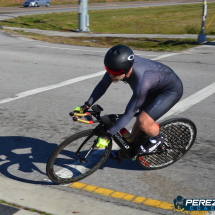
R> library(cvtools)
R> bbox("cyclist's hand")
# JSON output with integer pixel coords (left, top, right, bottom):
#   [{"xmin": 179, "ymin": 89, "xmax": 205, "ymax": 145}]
[
  {"xmin": 96, "ymin": 131, "xmax": 112, "ymax": 148},
  {"xmin": 72, "ymin": 105, "xmax": 89, "ymax": 114}
]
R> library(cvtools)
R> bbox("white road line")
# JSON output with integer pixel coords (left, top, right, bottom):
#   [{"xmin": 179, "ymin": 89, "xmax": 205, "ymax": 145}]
[
  {"xmin": 159, "ymin": 81, "xmax": 215, "ymax": 121},
  {"xmin": 0, "ymin": 71, "xmax": 105, "ymax": 104},
  {"xmin": 152, "ymin": 53, "xmax": 180, "ymax": 61},
  {"xmin": 36, "ymin": 45, "xmax": 107, "ymax": 53},
  {"xmin": 137, "ymin": 54, "xmax": 158, "ymax": 56},
  {"xmin": 36, "ymin": 45, "xmax": 157, "ymax": 56},
  {"xmin": 0, "ymin": 53, "xmax": 179, "ymax": 104}
]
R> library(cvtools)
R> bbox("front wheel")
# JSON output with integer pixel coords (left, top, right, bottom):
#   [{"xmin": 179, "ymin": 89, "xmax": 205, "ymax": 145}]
[
  {"xmin": 46, "ymin": 2, "xmax": 50, "ymax": 7},
  {"xmin": 136, "ymin": 118, "xmax": 197, "ymax": 170},
  {"xmin": 46, "ymin": 129, "xmax": 112, "ymax": 184}
]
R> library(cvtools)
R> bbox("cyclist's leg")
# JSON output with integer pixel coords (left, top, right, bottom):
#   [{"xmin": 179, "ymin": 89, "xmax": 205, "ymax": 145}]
[
  {"xmin": 132, "ymin": 112, "xmax": 159, "ymax": 137},
  {"xmin": 134, "ymin": 76, "xmax": 183, "ymax": 153},
  {"xmin": 135, "ymin": 92, "xmax": 179, "ymax": 154},
  {"xmin": 110, "ymin": 89, "xmax": 181, "ymax": 159},
  {"xmin": 133, "ymin": 74, "xmax": 183, "ymax": 136},
  {"xmin": 131, "ymin": 92, "xmax": 157, "ymax": 138},
  {"xmin": 132, "ymin": 114, "xmax": 160, "ymax": 147}
]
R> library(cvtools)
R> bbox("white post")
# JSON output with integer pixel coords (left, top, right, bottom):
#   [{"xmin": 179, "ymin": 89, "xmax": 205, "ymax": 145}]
[{"xmin": 76, "ymin": 0, "xmax": 90, "ymax": 32}]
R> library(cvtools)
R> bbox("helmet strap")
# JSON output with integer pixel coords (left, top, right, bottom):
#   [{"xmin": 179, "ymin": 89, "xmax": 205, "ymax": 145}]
[
  {"xmin": 122, "ymin": 72, "xmax": 128, "ymax": 83},
  {"xmin": 122, "ymin": 67, "xmax": 130, "ymax": 82}
]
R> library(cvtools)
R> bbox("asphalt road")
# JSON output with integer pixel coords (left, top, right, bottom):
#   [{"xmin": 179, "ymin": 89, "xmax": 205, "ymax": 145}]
[
  {"xmin": 1, "ymin": 0, "xmax": 215, "ymax": 21},
  {"xmin": 0, "ymin": 28, "xmax": 215, "ymax": 215},
  {"xmin": 0, "ymin": 203, "xmax": 19, "ymax": 215}
]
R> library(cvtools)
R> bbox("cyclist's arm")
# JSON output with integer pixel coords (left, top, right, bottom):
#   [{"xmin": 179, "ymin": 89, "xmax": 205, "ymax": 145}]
[
  {"xmin": 108, "ymin": 94, "xmax": 143, "ymax": 135},
  {"xmin": 108, "ymin": 72, "xmax": 155, "ymax": 135},
  {"xmin": 87, "ymin": 72, "xmax": 112, "ymax": 106}
]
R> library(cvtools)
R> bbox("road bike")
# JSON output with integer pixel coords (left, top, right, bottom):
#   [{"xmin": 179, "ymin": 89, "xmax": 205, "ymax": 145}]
[{"xmin": 46, "ymin": 104, "xmax": 197, "ymax": 184}]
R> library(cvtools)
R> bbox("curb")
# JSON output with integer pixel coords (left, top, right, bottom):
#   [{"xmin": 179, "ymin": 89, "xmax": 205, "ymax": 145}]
[
  {"xmin": 2, "ymin": 26, "xmax": 215, "ymax": 39},
  {"xmin": 69, "ymin": 182, "xmax": 208, "ymax": 215}
]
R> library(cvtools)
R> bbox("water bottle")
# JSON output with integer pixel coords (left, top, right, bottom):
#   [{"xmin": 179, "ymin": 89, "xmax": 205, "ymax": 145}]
[{"xmin": 120, "ymin": 128, "xmax": 134, "ymax": 143}]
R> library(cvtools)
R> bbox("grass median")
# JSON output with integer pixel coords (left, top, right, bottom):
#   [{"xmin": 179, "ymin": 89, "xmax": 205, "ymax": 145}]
[
  {"xmin": 5, "ymin": 29, "xmax": 213, "ymax": 52},
  {"xmin": 0, "ymin": 3, "xmax": 215, "ymax": 35}
]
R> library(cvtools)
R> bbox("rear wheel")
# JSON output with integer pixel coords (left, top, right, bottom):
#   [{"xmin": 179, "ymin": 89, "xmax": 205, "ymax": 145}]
[
  {"xmin": 46, "ymin": 129, "xmax": 112, "ymax": 184},
  {"xmin": 136, "ymin": 118, "xmax": 196, "ymax": 170},
  {"xmin": 46, "ymin": 2, "xmax": 50, "ymax": 7}
]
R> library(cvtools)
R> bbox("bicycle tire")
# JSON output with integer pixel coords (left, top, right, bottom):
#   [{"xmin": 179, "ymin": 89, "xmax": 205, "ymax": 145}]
[
  {"xmin": 136, "ymin": 118, "xmax": 197, "ymax": 170},
  {"xmin": 46, "ymin": 129, "xmax": 112, "ymax": 184}
]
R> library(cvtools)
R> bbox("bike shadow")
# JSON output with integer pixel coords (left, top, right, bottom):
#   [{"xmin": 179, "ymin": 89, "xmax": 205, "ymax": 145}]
[
  {"xmin": 103, "ymin": 157, "xmax": 144, "ymax": 171},
  {"xmin": 0, "ymin": 136, "xmax": 144, "ymax": 185},
  {"xmin": 0, "ymin": 136, "xmax": 57, "ymax": 185}
]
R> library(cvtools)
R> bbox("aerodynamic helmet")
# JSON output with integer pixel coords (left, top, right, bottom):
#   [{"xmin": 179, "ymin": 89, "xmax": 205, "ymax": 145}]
[{"xmin": 104, "ymin": 45, "xmax": 134, "ymax": 76}]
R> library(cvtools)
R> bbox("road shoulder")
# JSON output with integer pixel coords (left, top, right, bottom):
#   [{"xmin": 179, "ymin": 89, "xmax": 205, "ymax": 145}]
[{"xmin": 0, "ymin": 176, "xmax": 160, "ymax": 215}]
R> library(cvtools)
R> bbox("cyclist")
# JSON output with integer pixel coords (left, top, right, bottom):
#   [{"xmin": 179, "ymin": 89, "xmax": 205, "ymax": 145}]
[{"xmin": 73, "ymin": 45, "xmax": 183, "ymax": 158}]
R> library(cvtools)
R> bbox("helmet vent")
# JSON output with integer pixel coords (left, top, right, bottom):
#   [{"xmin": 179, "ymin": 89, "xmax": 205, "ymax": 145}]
[{"xmin": 112, "ymin": 50, "xmax": 120, "ymax": 57}]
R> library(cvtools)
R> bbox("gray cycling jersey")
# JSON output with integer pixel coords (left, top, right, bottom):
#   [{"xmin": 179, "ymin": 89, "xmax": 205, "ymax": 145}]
[{"xmin": 87, "ymin": 55, "xmax": 183, "ymax": 135}]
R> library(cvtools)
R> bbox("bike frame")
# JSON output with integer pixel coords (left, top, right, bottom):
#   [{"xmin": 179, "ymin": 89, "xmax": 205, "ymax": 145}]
[
  {"xmin": 71, "ymin": 104, "xmax": 166, "ymax": 164},
  {"xmin": 112, "ymin": 131, "xmax": 140, "ymax": 159}
]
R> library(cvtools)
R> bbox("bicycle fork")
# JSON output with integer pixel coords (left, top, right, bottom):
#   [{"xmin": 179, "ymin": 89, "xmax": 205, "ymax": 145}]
[{"xmin": 75, "ymin": 132, "xmax": 98, "ymax": 164}]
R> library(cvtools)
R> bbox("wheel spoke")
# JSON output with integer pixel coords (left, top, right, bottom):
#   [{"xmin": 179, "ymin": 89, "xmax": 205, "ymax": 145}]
[
  {"xmin": 46, "ymin": 130, "xmax": 112, "ymax": 184},
  {"xmin": 137, "ymin": 119, "xmax": 196, "ymax": 169}
]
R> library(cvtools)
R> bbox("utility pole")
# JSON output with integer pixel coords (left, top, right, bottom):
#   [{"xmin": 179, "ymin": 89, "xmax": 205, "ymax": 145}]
[
  {"xmin": 197, "ymin": 0, "xmax": 207, "ymax": 43},
  {"xmin": 76, "ymin": 0, "xmax": 90, "ymax": 32}
]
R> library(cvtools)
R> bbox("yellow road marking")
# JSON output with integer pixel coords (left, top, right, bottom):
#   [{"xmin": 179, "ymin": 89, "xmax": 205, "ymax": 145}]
[
  {"xmin": 110, "ymin": 191, "xmax": 127, "ymax": 199},
  {"xmin": 159, "ymin": 202, "xmax": 175, "ymax": 210},
  {"xmin": 122, "ymin": 194, "xmax": 136, "ymax": 201},
  {"xmin": 190, "ymin": 212, "xmax": 208, "ymax": 215},
  {"xmin": 132, "ymin": 196, "xmax": 146, "ymax": 203},
  {"xmin": 69, "ymin": 182, "xmax": 209, "ymax": 214},
  {"xmin": 92, "ymin": 187, "xmax": 114, "ymax": 196},
  {"xmin": 69, "ymin": 182, "xmax": 86, "ymax": 189},
  {"xmin": 143, "ymin": 198, "xmax": 163, "ymax": 207},
  {"xmin": 83, "ymin": 185, "xmax": 98, "ymax": 192}
]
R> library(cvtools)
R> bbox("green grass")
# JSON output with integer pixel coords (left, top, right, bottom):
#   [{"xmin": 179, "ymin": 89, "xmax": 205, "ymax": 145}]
[
  {"xmin": 8, "ymin": 29, "xmax": 214, "ymax": 52},
  {"xmin": 0, "ymin": 3, "xmax": 215, "ymax": 35}
]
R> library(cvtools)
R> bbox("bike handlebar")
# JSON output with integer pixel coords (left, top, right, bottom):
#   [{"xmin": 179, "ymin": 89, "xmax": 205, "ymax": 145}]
[
  {"xmin": 73, "ymin": 118, "xmax": 94, "ymax": 124},
  {"xmin": 70, "ymin": 104, "xmax": 141, "ymax": 125},
  {"xmin": 70, "ymin": 111, "xmax": 98, "ymax": 125},
  {"xmin": 69, "ymin": 112, "xmax": 91, "ymax": 117}
]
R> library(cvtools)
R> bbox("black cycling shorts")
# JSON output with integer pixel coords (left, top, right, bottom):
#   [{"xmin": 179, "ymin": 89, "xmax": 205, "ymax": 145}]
[{"xmin": 139, "ymin": 74, "xmax": 183, "ymax": 121}]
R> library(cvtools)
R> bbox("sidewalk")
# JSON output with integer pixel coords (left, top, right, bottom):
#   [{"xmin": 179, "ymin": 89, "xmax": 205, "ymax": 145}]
[
  {"xmin": 0, "ymin": 176, "xmax": 161, "ymax": 215},
  {"xmin": 2, "ymin": 26, "xmax": 215, "ymax": 39}
]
